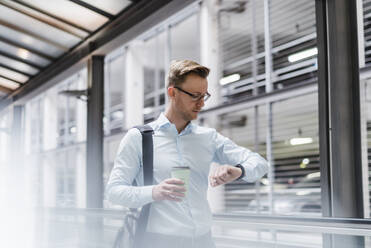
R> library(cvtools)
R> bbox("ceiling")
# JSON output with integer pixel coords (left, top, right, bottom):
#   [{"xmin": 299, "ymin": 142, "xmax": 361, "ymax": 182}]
[{"xmin": 0, "ymin": 0, "xmax": 135, "ymax": 99}]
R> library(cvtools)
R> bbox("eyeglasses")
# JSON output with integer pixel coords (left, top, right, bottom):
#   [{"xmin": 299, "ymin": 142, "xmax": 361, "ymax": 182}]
[{"xmin": 174, "ymin": 86, "xmax": 211, "ymax": 102}]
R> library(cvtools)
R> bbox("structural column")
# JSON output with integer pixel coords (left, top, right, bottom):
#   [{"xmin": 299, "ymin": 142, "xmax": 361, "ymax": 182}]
[
  {"xmin": 86, "ymin": 56, "xmax": 104, "ymax": 209},
  {"xmin": 11, "ymin": 105, "xmax": 24, "ymax": 206},
  {"xmin": 316, "ymin": 0, "xmax": 364, "ymax": 247}
]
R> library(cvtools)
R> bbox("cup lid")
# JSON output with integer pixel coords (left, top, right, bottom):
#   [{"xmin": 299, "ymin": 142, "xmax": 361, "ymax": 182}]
[{"xmin": 172, "ymin": 166, "xmax": 190, "ymax": 169}]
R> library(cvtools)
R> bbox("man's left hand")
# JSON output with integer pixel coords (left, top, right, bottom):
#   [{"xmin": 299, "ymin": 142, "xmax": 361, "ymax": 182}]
[{"xmin": 209, "ymin": 165, "xmax": 243, "ymax": 187}]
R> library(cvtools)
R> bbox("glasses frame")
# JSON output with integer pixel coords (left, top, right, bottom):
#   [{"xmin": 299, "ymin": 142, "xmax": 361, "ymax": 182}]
[{"xmin": 174, "ymin": 86, "xmax": 211, "ymax": 102}]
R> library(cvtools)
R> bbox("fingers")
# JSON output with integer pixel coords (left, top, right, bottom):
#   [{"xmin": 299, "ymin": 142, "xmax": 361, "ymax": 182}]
[
  {"xmin": 210, "ymin": 166, "xmax": 231, "ymax": 187},
  {"xmin": 165, "ymin": 178, "xmax": 185, "ymax": 185},
  {"xmin": 153, "ymin": 178, "xmax": 187, "ymax": 202},
  {"xmin": 163, "ymin": 184, "xmax": 186, "ymax": 192},
  {"xmin": 162, "ymin": 190, "xmax": 184, "ymax": 202}
]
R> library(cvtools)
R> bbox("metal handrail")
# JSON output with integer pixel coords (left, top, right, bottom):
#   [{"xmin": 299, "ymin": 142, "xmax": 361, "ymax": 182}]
[
  {"xmin": 37, "ymin": 208, "xmax": 371, "ymax": 236},
  {"xmin": 213, "ymin": 213, "xmax": 371, "ymax": 236}
]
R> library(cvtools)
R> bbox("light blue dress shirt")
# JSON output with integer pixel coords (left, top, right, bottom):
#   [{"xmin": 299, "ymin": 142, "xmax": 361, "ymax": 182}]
[{"xmin": 106, "ymin": 113, "xmax": 268, "ymax": 237}]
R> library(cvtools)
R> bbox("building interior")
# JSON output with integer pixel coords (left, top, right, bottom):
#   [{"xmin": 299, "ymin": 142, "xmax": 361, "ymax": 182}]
[{"xmin": 0, "ymin": 0, "xmax": 370, "ymax": 247}]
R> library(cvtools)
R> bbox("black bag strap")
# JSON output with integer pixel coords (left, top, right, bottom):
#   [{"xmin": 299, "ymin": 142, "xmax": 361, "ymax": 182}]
[
  {"xmin": 135, "ymin": 125, "xmax": 154, "ymax": 186},
  {"xmin": 133, "ymin": 125, "xmax": 154, "ymax": 248}
]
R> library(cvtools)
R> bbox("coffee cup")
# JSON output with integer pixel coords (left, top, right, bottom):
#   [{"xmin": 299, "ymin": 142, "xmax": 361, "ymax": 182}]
[{"xmin": 171, "ymin": 166, "xmax": 190, "ymax": 196}]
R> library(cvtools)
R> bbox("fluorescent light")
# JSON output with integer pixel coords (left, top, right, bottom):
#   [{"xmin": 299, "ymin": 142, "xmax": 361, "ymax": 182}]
[
  {"xmin": 306, "ymin": 172, "xmax": 320, "ymax": 179},
  {"xmin": 70, "ymin": 126, "xmax": 77, "ymax": 134},
  {"xmin": 112, "ymin": 110, "xmax": 123, "ymax": 120},
  {"xmin": 296, "ymin": 190, "xmax": 311, "ymax": 196},
  {"xmin": 302, "ymin": 158, "xmax": 310, "ymax": 165},
  {"xmin": 219, "ymin": 73, "xmax": 240, "ymax": 86},
  {"xmin": 288, "ymin": 47, "xmax": 318, "ymax": 63},
  {"xmin": 260, "ymin": 178, "xmax": 269, "ymax": 185},
  {"xmin": 143, "ymin": 107, "xmax": 153, "ymax": 115},
  {"xmin": 300, "ymin": 158, "xmax": 310, "ymax": 169},
  {"xmin": 290, "ymin": 137, "xmax": 313, "ymax": 146}
]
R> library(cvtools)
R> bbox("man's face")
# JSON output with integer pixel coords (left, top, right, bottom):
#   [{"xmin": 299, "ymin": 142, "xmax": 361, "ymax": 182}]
[{"xmin": 172, "ymin": 73, "xmax": 208, "ymax": 122}]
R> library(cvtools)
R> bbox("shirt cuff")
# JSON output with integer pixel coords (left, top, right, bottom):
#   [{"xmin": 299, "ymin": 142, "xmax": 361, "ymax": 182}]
[{"xmin": 140, "ymin": 185, "xmax": 155, "ymax": 205}]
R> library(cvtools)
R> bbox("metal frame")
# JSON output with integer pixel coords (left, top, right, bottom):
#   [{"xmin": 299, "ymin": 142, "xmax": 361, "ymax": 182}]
[
  {"xmin": 86, "ymin": 55, "xmax": 104, "ymax": 208},
  {"xmin": 69, "ymin": 0, "xmax": 115, "ymax": 19},
  {"xmin": 316, "ymin": 0, "xmax": 364, "ymax": 247},
  {"xmin": 213, "ymin": 214, "xmax": 371, "ymax": 236},
  {"xmin": 0, "ymin": 85, "xmax": 12, "ymax": 94}
]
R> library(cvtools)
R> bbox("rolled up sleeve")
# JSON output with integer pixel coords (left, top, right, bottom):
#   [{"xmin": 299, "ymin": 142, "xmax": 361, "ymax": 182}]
[
  {"xmin": 212, "ymin": 130, "xmax": 269, "ymax": 182},
  {"xmin": 106, "ymin": 128, "xmax": 155, "ymax": 208}
]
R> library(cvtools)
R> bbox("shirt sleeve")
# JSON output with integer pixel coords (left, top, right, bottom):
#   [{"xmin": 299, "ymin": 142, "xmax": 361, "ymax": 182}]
[
  {"xmin": 212, "ymin": 130, "xmax": 269, "ymax": 182},
  {"xmin": 106, "ymin": 128, "xmax": 155, "ymax": 208}
]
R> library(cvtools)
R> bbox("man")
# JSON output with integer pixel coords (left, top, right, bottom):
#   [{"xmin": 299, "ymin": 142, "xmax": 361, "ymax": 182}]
[{"xmin": 107, "ymin": 60, "xmax": 268, "ymax": 248}]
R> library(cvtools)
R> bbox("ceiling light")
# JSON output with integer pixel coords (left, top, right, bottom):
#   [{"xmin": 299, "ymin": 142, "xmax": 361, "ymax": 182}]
[
  {"xmin": 143, "ymin": 107, "xmax": 153, "ymax": 115},
  {"xmin": 17, "ymin": 48, "xmax": 30, "ymax": 60},
  {"xmin": 296, "ymin": 190, "xmax": 311, "ymax": 196},
  {"xmin": 290, "ymin": 137, "xmax": 313, "ymax": 146},
  {"xmin": 260, "ymin": 178, "xmax": 269, "ymax": 185},
  {"xmin": 70, "ymin": 126, "xmax": 77, "ymax": 134},
  {"xmin": 219, "ymin": 73, "xmax": 240, "ymax": 86},
  {"xmin": 288, "ymin": 47, "xmax": 318, "ymax": 63},
  {"xmin": 306, "ymin": 172, "xmax": 320, "ymax": 179}
]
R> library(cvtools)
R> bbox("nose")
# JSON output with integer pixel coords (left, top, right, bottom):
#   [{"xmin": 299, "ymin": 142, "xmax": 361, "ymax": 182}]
[{"xmin": 196, "ymin": 98, "xmax": 205, "ymax": 108}]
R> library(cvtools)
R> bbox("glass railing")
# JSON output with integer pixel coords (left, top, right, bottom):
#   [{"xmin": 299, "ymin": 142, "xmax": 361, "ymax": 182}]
[{"xmin": 5, "ymin": 208, "xmax": 371, "ymax": 248}]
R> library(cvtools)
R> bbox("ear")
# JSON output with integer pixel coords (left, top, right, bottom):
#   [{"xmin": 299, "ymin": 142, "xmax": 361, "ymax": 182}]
[{"xmin": 167, "ymin": 87, "xmax": 175, "ymax": 99}]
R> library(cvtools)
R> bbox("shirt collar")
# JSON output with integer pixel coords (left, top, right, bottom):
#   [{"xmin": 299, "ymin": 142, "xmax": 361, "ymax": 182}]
[
  {"xmin": 156, "ymin": 112, "xmax": 171, "ymax": 129},
  {"xmin": 155, "ymin": 112, "xmax": 195, "ymax": 134}
]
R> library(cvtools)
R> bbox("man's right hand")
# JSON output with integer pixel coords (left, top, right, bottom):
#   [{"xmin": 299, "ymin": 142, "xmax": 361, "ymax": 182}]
[{"xmin": 152, "ymin": 178, "xmax": 186, "ymax": 202}]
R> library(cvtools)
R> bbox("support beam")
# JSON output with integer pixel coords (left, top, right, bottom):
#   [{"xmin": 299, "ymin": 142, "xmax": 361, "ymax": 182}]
[
  {"xmin": 0, "ymin": 85, "xmax": 13, "ymax": 94},
  {"xmin": 69, "ymin": 0, "xmax": 114, "ymax": 19},
  {"xmin": 316, "ymin": 0, "xmax": 364, "ymax": 247},
  {"xmin": 86, "ymin": 56, "xmax": 104, "ymax": 208},
  {"xmin": 10, "ymin": 106, "xmax": 24, "ymax": 206}
]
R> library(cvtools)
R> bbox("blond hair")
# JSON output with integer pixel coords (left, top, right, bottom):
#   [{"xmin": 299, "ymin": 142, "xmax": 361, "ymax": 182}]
[{"xmin": 167, "ymin": 60, "xmax": 210, "ymax": 88}]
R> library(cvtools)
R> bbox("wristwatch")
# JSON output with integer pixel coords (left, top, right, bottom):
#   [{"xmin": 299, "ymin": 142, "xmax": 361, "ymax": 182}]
[{"xmin": 235, "ymin": 164, "xmax": 245, "ymax": 180}]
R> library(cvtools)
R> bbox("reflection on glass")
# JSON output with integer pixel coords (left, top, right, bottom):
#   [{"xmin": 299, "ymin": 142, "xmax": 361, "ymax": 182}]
[
  {"xmin": 170, "ymin": 14, "xmax": 200, "ymax": 62},
  {"xmin": 106, "ymin": 54, "xmax": 125, "ymax": 108},
  {"xmin": 140, "ymin": 30, "xmax": 166, "ymax": 121},
  {"xmin": 271, "ymin": 93, "xmax": 320, "ymax": 216},
  {"xmin": 215, "ymin": 106, "xmax": 267, "ymax": 214}
]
